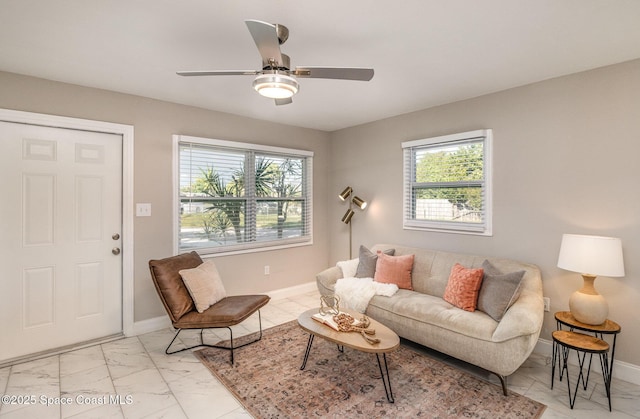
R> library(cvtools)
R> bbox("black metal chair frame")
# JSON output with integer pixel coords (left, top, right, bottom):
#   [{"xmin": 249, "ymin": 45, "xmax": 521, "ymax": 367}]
[{"xmin": 165, "ymin": 310, "xmax": 264, "ymax": 365}]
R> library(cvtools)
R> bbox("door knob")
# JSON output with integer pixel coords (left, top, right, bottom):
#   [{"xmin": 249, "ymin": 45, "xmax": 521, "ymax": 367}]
[
  {"xmin": 112, "ymin": 247, "xmax": 121, "ymax": 255},
  {"xmin": 112, "ymin": 233, "xmax": 120, "ymax": 240}
]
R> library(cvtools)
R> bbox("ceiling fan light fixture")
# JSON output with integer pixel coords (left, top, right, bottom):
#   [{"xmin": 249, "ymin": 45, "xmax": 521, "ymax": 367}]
[{"xmin": 253, "ymin": 73, "xmax": 299, "ymax": 99}]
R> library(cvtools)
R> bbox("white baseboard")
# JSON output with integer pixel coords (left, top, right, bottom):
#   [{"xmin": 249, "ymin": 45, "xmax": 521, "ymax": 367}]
[
  {"xmin": 534, "ymin": 338, "xmax": 640, "ymax": 386},
  {"xmin": 131, "ymin": 281, "xmax": 317, "ymax": 336},
  {"xmin": 131, "ymin": 315, "xmax": 172, "ymax": 336},
  {"xmin": 266, "ymin": 281, "xmax": 317, "ymax": 300}
]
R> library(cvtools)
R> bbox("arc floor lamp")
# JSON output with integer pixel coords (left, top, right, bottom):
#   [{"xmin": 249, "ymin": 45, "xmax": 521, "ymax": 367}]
[{"xmin": 338, "ymin": 186, "xmax": 367, "ymax": 258}]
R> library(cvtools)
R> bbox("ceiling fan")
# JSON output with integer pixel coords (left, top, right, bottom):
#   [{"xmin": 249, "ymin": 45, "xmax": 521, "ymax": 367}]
[{"xmin": 177, "ymin": 19, "xmax": 374, "ymax": 106}]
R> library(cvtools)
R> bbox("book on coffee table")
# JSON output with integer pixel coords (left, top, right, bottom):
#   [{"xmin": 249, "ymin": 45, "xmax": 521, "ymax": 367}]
[{"xmin": 311, "ymin": 312, "xmax": 364, "ymax": 331}]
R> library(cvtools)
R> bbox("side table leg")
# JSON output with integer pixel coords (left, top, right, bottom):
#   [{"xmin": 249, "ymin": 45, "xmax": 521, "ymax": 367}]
[
  {"xmin": 560, "ymin": 345, "xmax": 580, "ymax": 409},
  {"xmin": 551, "ymin": 339, "xmax": 557, "ymax": 389},
  {"xmin": 599, "ymin": 352, "xmax": 612, "ymax": 411},
  {"xmin": 375, "ymin": 353, "xmax": 394, "ymax": 403},
  {"xmin": 300, "ymin": 334, "xmax": 314, "ymax": 370}
]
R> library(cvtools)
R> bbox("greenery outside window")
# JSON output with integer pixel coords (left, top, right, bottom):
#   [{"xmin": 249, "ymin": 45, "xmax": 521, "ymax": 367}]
[
  {"xmin": 174, "ymin": 135, "xmax": 313, "ymax": 255},
  {"xmin": 402, "ymin": 129, "xmax": 492, "ymax": 235}
]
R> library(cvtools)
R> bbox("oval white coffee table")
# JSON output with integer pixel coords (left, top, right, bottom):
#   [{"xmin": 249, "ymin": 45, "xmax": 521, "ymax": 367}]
[{"xmin": 297, "ymin": 308, "xmax": 400, "ymax": 403}]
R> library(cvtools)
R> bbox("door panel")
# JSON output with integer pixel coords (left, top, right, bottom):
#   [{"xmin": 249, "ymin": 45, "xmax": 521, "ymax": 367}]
[{"xmin": 0, "ymin": 121, "xmax": 123, "ymax": 362}]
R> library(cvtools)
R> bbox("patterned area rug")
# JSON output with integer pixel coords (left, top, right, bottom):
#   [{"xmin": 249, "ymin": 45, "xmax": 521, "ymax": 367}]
[{"xmin": 195, "ymin": 321, "xmax": 546, "ymax": 418}]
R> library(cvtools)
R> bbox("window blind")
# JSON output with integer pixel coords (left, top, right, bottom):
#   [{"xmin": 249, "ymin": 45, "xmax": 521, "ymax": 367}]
[
  {"xmin": 402, "ymin": 129, "xmax": 492, "ymax": 235},
  {"xmin": 175, "ymin": 135, "xmax": 313, "ymax": 255}
]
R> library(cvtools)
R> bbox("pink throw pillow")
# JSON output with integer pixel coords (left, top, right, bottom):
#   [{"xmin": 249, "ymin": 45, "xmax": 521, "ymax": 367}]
[
  {"xmin": 374, "ymin": 253, "xmax": 414, "ymax": 290},
  {"xmin": 443, "ymin": 263, "xmax": 484, "ymax": 312}
]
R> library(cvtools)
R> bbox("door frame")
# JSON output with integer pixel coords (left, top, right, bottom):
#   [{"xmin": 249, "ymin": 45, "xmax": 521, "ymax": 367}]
[{"xmin": 0, "ymin": 108, "xmax": 135, "ymax": 337}]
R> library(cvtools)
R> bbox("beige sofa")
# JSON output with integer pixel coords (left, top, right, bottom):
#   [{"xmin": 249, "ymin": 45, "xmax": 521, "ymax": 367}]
[{"xmin": 316, "ymin": 244, "xmax": 544, "ymax": 395}]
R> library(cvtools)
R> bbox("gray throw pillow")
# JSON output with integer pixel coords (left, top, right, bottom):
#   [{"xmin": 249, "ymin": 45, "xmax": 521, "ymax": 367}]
[
  {"xmin": 476, "ymin": 260, "xmax": 525, "ymax": 322},
  {"xmin": 355, "ymin": 245, "xmax": 395, "ymax": 278}
]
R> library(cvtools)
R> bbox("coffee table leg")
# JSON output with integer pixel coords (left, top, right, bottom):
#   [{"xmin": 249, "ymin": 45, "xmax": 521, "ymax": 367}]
[
  {"xmin": 300, "ymin": 334, "xmax": 314, "ymax": 370},
  {"xmin": 375, "ymin": 353, "xmax": 394, "ymax": 403}
]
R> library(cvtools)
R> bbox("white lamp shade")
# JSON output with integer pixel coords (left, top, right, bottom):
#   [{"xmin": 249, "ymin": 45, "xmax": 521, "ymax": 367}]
[{"xmin": 557, "ymin": 234, "xmax": 625, "ymax": 277}]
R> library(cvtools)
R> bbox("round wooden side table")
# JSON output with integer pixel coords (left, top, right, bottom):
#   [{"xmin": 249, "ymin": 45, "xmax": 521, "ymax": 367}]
[{"xmin": 552, "ymin": 311, "xmax": 620, "ymax": 411}]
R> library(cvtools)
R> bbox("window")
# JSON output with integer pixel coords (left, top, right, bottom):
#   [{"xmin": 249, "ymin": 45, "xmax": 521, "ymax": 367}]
[
  {"xmin": 174, "ymin": 135, "xmax": 313, "ymax": 255},
  {"xmin": 402, "ymin": 129, "xmax": 492, "ymax": 235}
]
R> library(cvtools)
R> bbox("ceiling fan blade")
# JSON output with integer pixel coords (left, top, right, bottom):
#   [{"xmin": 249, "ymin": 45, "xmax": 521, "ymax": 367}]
[
  {"xmin": 177, "ymin": 70, "xmax": 259, "ymax": 77},
  {"xmin": 275, "ymin": 98, "xmax": 292, "ymax": 106},
  {"xmin": 245, "ymin": 20, "xmax": 283, "ymax": 69},
  {"xmin": 293, "ymin": 67, "xmax": 374, "ymax": 81}
]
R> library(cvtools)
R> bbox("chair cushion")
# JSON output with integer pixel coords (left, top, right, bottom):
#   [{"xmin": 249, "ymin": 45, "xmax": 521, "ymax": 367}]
[
  {"xmin": 179, "ymin": 260, "xmax": 227, "ymax": 313},
  {"xmin": 174, "ymin": 295, "xmax": 270, "ymax": 329},
  {"xmin": 149, "ymin": 251, "xmax": 202, "ymax": 321}
]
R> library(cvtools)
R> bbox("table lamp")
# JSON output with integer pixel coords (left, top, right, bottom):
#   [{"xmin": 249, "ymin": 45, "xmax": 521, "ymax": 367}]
[{"xmin": 557, "ymin": 234, "xmax": 625, "ymax": 325}]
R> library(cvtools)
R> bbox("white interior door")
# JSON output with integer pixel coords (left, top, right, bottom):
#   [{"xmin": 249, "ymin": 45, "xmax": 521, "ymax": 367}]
[{"xmin": 0, "ymin": 121, "xmax": 123, "ymax": 362}]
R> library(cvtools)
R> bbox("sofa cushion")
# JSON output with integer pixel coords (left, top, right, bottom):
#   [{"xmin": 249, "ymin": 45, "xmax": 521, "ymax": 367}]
[
  {"xmin": 443, "ymin": 263, "xmax": 484, "ymax": 312},
  {"xmin": 179, "ymin": 260, "xmax": 227, "ymax": 313},
  {"xmin": 367, "ymin": 290, "xmax": 498, "ymax": 341},
  {"xmin": 374, "ymin": 253, "xmax": 414, "ymax": 290},
  {"xmin": 477, "ymin": 260, "xmax": 525, "ymax": 321},
  {"xmin": 355, "ymin": 245, "xmax": 394, "ymax": 277},
  {"xmin": 336, "ymin": 258, "xmax": 359, "ymax": 278}
]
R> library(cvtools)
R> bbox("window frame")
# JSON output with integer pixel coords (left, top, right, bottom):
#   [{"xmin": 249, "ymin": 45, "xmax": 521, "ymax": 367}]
[
  {"xmin": 402, "ymin": 129, "xmax": 493, "ymax": 236},
  {"xmin": 173, "ymin": 135, "xmax": 314, "ymax": 256}
]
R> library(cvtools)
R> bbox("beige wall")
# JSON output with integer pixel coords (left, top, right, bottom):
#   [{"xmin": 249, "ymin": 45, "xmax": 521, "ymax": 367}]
[
  {"xmin": 0, "ymin": 71, "xmax": 331, "ymax": 322},
  {"xmin": 329, "ymin": 59, "xmax": 640, "ymax": 367},
  {"xmin": 3, "ymin": 59, "xmax": 639, "ymax": 368}
]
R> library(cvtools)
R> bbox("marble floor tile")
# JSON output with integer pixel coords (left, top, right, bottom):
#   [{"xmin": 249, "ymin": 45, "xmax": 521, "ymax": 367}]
[
  {"xmin": 1, "ymin": 356, "xmax": 60, "ymax": 416},
  {"xmin": 111, "ymin": 368, "xmax": 177, "ymax": 419},
  {"xmin": 147, "ymin": 349, "xmax": 206, "ymax": 384},
  {"xmin": 102, "ymin": 338, "xmax": 156, "ymax": 381},
  {"xmin": 140, "ymin": 403, "xmax": 187, "ymax": 419},
  {"xmin": 136, "ymin": 329, "xmax": 178, "ymax": 353},
  {"xmin": 590, "ymin": 378, "xmax": 640, "ymax": 417},
  {"xmin": 59, "ymin": 364, "xmax": 116, "ymax": 418},
  {"xmin": 168, "ymin": 368, "xmax": 242, "ymax": 419},
  {"xmin": 60, "ymin": 345, "xmax": 107, "ymax": 377},
  {"xmin": 217, "ymin": 408, "xmax": 253, "ymax": 419},
  {"xmin": 65, "ymin": 403, "xmax": 125, "ymax": 419},
  {"xmin": 0, "ymin": 400, "xmax": 62, "ymax": 419}
]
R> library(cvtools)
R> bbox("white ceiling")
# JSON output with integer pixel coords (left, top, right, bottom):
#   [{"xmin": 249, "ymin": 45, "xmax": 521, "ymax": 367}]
[{"xmin": 2, "ymin": 0, "xmax": 640, "ymax": 132}]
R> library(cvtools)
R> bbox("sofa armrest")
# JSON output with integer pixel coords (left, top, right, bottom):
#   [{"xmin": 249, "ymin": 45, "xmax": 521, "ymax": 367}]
[
  {"xmin": 316, "ymin": 266, "xmax": 343, "ymax": 297},
  {"xmin": 492, "ymin": 288, "xmax": 544, "ymax": 342}
]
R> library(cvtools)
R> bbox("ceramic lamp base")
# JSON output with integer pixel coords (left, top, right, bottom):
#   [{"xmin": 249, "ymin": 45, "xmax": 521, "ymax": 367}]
[{"xmin": 569, "ymin": 275, "xmax": 608, "ymax": 325}]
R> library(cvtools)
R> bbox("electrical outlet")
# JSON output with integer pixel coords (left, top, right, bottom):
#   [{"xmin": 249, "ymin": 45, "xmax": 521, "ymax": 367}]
[
  {"xmin": 264, "ymin": 265, "xmax": 270, "ymax": 275},
  {"xmin": 543, "ymin": 297, "xmax": 550, "ymax": 312}
]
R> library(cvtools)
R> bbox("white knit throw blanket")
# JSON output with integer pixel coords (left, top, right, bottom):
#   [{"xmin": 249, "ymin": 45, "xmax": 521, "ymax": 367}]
[{"xmin": 334, "ymin": 277, "xmax": 398, "ymax": 313}]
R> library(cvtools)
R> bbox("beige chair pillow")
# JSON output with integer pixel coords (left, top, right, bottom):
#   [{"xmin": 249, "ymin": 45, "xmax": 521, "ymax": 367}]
[{"xmin": 179, "ymin": 260, "xmax": 227, "ymax": 313}]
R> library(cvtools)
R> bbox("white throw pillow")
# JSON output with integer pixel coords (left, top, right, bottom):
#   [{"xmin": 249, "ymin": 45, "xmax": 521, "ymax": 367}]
[
  {"xmin": 336, "ymin": 258, "xmax": 359, "ymax": 278},
  {"xmin": 179, "ymin": 260, "xmax": 227, "ymax": 313}
]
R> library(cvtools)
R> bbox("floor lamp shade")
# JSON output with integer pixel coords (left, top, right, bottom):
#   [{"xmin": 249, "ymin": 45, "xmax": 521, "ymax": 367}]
[
  {"xmin": 557, "ymin": 234, "xmax": 625, "ymax": 325},
  {"xmin": 338, "ymin": 186, "xmax": 367, "ymax": 258},
  {"xmin": 338, "ymin": 186, "xmax": 353, "ymax": 201},
  {"xmin": 341, "ymin": 209, "xmax": 355, "ymax": 224},
  {"xmin": 352, "ymin": 196, "xmax": 367, "ymax": 210}
]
